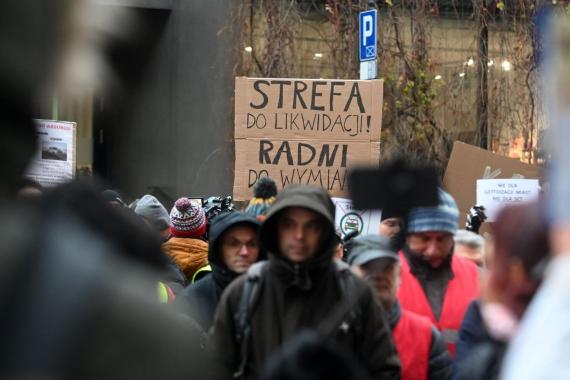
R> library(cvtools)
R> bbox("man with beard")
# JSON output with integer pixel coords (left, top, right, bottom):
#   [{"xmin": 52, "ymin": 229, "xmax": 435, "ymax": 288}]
[
  {"xmin": 347, "ymin": 235, "xmax": 451, "ymax": 380},
  {"xmin": 397, "ymin": 189, "xmax": 480, "ymax": 356}
]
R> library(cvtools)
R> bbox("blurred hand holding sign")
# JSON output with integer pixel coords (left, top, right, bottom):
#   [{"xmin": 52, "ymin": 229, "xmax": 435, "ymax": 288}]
[
  {"xmin": 476, "ymin": 179, "xmax": 540, "ymax": 222},
  {"xmin": 443, "ymin": 142, "xmax": 541, "ymax": 227},
  {"xmin": 233, "ymin": 77, "xmax": 383, "ymax": 201}
]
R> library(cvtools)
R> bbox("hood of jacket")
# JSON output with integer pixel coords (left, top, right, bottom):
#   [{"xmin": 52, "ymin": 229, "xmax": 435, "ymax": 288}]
[
  {"xmin": 208, "ymin": 211, "xmax": 262, "ymax": 287},
  {"xmin": 259, "ymin": 185, "xmax": 337, "ymax": 289}
]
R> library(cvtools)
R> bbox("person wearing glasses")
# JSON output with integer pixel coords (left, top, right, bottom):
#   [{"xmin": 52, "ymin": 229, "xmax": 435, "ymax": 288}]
[{"xmin": 180, "ymin": 211, "xmax": 263, "ymax": 331}]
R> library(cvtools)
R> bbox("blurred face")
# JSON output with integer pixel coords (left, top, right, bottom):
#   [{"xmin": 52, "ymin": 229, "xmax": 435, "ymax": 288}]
[
  {"xmin": 379, "ymin": 218, "xmax": 401, "ymax": 238},
  {"xmin": 454, "ymin": 243, "xmax": 483, "ymax": 266},
  {"xmin": 334, "ymin": 242, "xmax": 344, "ymax": 260},
  {"xmin": 277, "ymin": 207, "xmax": 323, "ymax": 263},
  {"xmin": 406, "ymin": 231, "xmax": 454, "ymax": 268},
  {"xmin": 17, "ymin": 186, "xmax": 42, "ymax": 199},
  {"xmin": 220, "ymin": 225, "xmax": 259, "ymax": 274},
  {"xmin": 352, "ymin": 259, "xmax": 400, "ymax": 309}
]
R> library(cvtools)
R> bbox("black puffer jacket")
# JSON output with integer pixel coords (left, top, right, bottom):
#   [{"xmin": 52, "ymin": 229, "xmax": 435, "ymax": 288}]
[
  {"xmin": 180, "ymin": 212, "xmax": 261, "ymax": 331},
  {"xmin": 210, "ymin": 185, "xmax": 401, "ymax": 380}
]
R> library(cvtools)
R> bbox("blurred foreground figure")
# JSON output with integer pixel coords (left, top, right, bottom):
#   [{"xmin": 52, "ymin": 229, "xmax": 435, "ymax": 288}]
[
  {"xmin": 499, "ymin": 10, "xmax": 569, "ymax": 380},
  {"xmin": 500, "ymin": 231, "xmax": 568, "ymax": 379},
  {"xmin": 16, "ymin": 178, "xmax": 43, "ymax": 200},
  {"xmin": 347, "ymin": 235, "xmax": 451, "ymax": 380},
  {"xmin": 454, "ymin": 203, "xmax": 549, "ymax": 380},
  {"xmin": 398, "ymin": 189, "xmax": 480, "ymax": 356},
  {"xmin": 0, "ymin": 0, "xmax": 205, "ymax": 378},
  {"xmin": 0, "ymin": 182, "xmax": 205, "ymax": 379},
  {"xmin": 262, "ymin": 331, "xmax": 371, "ymax": 380},
  {"xmin": 210, "ymin": 185, "xmax": 400, "ymax": 379}
]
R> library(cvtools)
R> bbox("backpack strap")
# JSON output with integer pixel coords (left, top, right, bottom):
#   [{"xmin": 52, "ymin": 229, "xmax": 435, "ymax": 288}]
[
  {"xmin": 317, "ymin": 260, "xmax": 363, "ymax": 340},
  {"xmin": 233, "ymin": 261, "xmax": 267, "ymax": 379},
  {"xmin": 334, "ymin": 261, "xmax": 361, "ymax": 324}
]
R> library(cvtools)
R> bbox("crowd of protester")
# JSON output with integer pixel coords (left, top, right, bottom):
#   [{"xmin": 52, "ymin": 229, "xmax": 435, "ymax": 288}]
[
  {"xmin": 1, "ymin": 2, "xmax": 566, "ymax": 378},
  {"xmin": 3, "ymin": 165, "xmax": 561, "ymax": 380}
]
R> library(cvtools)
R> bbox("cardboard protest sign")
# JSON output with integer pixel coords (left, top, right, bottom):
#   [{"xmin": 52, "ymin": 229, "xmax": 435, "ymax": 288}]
[
  {"xmin": 332, "ymin": 197, "xmax": 382, "ymax": 237},
  {"xmin": 25, "ymin": 119, "xmax": 77, "ymax": 187},
  {"xmin": 235, "ymin": 139, "xmax": 380, "ymax": 196},
  {"xmin": 443, "ymin": 141, "xmax": 541, "ymax": 227},
  {"xmin": 233, "ymin": 77, "xmax": 383, "ymax": 200},
  {"xmin": 476, "ymin": 179, "xmax": 540, "ymax": 222}
]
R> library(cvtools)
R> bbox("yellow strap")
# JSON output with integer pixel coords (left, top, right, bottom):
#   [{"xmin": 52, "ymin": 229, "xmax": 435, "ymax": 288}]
[
  {"xmin": 192, "ymin": 264, "xmax": 212, "ymax": 283},
  {"xmin": 157, "ymin": 282, "xmax": 169, "ymax": 303}
]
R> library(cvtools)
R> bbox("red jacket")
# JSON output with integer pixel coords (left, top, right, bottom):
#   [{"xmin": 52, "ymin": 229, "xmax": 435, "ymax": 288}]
[
  {"xmin": 398, "ymin": 251, "xmax": 479, "ymax": 356},
  {"xmin": 392, "ymin": 309, "xmax": 432, "ymax": 380}
]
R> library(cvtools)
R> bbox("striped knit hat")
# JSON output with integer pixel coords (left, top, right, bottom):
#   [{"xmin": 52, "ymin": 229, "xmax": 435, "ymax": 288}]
[
  {"xmin": 169, "ymin": 198, "xmax": 207, "ymax": 238},
  {"xmin": 407, "ymin": 188, "xmax": 459, "ymax": 235}
]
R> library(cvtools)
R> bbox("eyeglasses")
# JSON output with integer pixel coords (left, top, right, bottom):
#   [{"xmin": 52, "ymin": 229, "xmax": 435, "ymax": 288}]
[{"xmin": 222, "ymin": 239, "xmax": 258, "ymax": 252}]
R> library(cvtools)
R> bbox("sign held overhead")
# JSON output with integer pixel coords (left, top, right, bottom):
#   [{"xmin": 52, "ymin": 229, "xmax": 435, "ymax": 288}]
[
  {"xmin": 476, "ymin": 179, "xmax": 540, "ymax": 222},
  {"xmin": 443, "ymin": 141, "xmax": 541, "ymax": 226},
  {"xmin": 233, "ymin": 77, "xmax": 383, "ymax": 201}
]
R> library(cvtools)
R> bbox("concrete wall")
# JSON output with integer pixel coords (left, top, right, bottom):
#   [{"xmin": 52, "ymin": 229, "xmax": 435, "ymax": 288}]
[{"xmin": 101, "ymin": 0, "xmax": 237, "ymax": 204}]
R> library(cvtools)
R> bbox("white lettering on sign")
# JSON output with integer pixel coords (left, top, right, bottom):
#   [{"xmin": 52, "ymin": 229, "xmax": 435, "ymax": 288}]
[{"xmin": 363, "ymin": 15, "xmax": 373, "ymax": 42}]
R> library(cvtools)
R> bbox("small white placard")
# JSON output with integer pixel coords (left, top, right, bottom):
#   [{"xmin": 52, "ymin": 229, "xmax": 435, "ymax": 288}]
[
  {"xmin": 332, "ymin": 197, "xmax": 382, "ymax": 238},
  {"xmin": 25, "ymin": 119, "xmax": 77, "ymax": 187},
  {"xmin": 476, "ymin": 179, "xmax": 540, "ymax": 222}
]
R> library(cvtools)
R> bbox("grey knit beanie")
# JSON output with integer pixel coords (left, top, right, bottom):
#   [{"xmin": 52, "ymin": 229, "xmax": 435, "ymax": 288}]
[{"xmin": 134, "ymin": 194, "xmax": 170, "ymax": 231}]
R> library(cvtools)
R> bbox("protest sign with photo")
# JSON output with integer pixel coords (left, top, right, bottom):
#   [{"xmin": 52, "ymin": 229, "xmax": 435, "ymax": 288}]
[
  {"xmin": 443, "ymin": 141, "xmax": 541, "ymax": 226},
  {"xmin": 233, "ymin": 77, "xmax": 383, "ymax": 200},
  {"xmin": 332, "ymin": 197, "xmax": 382, "ymax": 238},
  {"xmin": 476, "ymin": 179, "xmax": 540, "ymax": 222},
  {"xmin": 25, "ymin": 119, "xmax": 76, "ymax": 186}
]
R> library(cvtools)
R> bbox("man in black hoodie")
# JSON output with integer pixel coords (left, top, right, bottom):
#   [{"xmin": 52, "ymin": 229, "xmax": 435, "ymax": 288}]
[
  {"xmin": 209, "ymin": 185, "xmax": 400, "ymax": 380},
  {"xmin": 181, "ymin": 211, "xmax": 262, "ymax": 331}
]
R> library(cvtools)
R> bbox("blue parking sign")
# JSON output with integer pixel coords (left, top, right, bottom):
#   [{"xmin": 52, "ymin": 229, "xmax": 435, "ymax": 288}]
[{"xmin": 359, "ymin": 9, "xmax": 377, "ymax": 62}]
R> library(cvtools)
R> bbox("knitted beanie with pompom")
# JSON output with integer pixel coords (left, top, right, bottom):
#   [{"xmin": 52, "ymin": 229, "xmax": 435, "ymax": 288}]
[{"xmin": 169, "ymin": 197, "xmax": 207, "ymax": 238}]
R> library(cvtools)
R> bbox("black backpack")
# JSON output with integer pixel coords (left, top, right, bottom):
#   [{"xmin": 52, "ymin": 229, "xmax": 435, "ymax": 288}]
[{"xmin": 232, "ymin": 260, "xmax": 363, "ymax": 379}]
